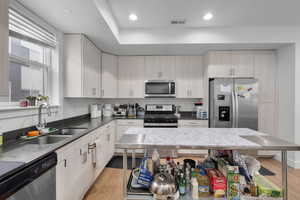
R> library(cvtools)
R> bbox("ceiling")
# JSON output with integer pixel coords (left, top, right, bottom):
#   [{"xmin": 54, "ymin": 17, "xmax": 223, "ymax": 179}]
[
  {"xmin": 17, "ymin": 0, "xmax": 296, "ymax": 55},
  {"xmin": 107, "ymin": 0, "xmax": 300, "ymax": 28}
]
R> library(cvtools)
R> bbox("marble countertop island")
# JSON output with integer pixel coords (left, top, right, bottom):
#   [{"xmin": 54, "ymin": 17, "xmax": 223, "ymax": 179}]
[{"xmin": 116, "ymin": 128, "xmax": 300, "ymax": 151}]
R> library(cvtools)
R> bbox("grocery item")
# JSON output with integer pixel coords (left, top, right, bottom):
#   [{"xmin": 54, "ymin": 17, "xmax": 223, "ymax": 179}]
[
  {"xmin": 137, "ymin": 158, "xmax": 153, "ymax": 188},
  {"xmin": 227, "ymin": 171, "xmax": 240, "ymax": 200},
  {"xmin": 197, "ymin": 168, "xmax": 210, "ymax": 197},
  {"xmin": 191, "ymin": 172, "xmax": 199, "ymax": 199},
  {"xmin": 206, "ymin": 169, "xmax": 226, "ymax": 198},
  {"xmin": 254, "ymin": 175, "xmax": 282, "ymax": 197},
  {"xmin": 232, "ymin": 151, "xmax": 251, "ymax": 182}
]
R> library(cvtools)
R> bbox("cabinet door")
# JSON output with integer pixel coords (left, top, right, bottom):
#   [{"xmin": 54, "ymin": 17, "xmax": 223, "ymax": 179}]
[
  {"xmin": 176, "ymin": 56, "xmax": 204, "ymax": 98},
  {"xmin": 206, "ymin": 52, "xmax": 233, "ymax": 78},
  {"xmin": 118, "ymin": 56, "xmax": 144, "ymax": 98},
  {"xmin": 82, "ymin": 37, "xmax": 101, "ymax": 97},
  {"xmin": 0, "ymin": 0, "xmax": 8, "ymax": 96},
  {"xmin": 232, "ymin": 52, "xmax": 254, "ymax": 78},
  {"xmin": 254, "ymin": 53, "xmax": 276, "ymax": 102},
  {"xmin": 93, "ymin": 128, "xmax": 107, "ymax": 179},
  {"xmin": 145, "ymin": 56, "xmax": 176, "ymax": 80},
  {"xmin": 258, "ymin": 102, "xmax": 275, "ymax": 136},
  {"xmin": 102, "ymin": 53, "xmax": 118, "ymax": 98},
  {"xmin": 188, "ymin": 56, "xmax": 204, "ymax": 98}
]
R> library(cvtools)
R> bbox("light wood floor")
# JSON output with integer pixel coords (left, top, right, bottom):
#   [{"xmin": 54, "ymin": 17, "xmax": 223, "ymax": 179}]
[{"xmin": 84, "ymin": 158, "xmax": 300, "ymax": 200}]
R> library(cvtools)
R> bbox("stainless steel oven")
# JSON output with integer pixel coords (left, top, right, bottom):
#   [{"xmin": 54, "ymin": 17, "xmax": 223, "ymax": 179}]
[{"xmin": 145, "ymin": 80, "xmax": 176, "ymax": 98}]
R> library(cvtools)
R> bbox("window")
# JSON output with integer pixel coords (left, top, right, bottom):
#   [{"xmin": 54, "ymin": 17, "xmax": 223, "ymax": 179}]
[
  {"xmin": 8, "ymin": 37, "xmax": 52, "ymax": 102},
  {"xmin": 4, "ymin": 8, "xmax": 57, "ymax": 103}
]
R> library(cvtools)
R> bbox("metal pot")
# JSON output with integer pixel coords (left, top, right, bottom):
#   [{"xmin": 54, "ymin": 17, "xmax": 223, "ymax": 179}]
[{"xmin": 150, "ymin": 173, "xmax": 177, "ymax": 196}]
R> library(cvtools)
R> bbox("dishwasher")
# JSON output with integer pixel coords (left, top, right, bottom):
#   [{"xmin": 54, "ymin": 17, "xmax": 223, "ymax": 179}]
[{"xmin": 0, "ymin": 152, "xmax": 57, "ymax": 200}]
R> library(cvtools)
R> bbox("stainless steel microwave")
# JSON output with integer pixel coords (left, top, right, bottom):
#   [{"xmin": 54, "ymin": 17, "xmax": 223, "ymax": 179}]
[{"xmin": 144, "ymin": 80, "xmax": 176, "ymax": 98}]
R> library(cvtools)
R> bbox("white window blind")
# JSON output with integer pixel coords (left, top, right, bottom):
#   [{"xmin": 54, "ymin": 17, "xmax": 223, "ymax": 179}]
[{"xmin": 9, "ymin": 8, "xmax": 57, "ymax": 48}]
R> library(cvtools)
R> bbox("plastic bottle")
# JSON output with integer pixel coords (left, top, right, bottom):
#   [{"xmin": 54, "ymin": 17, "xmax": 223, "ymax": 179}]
[
  {"xmin": 191, "ymin": 172, "xmax": 199, "ymax": 199},
  {"xmin": 151, "ymin": 149, "xmax": 160, "ymax": 174},
  {"xmin": 197, "ymin": 168, "xmax": 210, "ymax": 197}
]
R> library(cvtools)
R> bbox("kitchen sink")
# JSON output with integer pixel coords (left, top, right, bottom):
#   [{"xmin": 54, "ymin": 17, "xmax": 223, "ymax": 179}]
[
  {"xmin": 27, "ymin": 135, "xmax": 71, "ymax": 145},
  {"xmin": 50, "ymin": 127, "xmax": 88, "ymax": 136}
]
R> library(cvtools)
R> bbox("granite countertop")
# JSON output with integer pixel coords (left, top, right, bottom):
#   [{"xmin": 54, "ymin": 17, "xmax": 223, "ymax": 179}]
[{"xmin": 116, "ymin": 128, "xmax": 300, "ymax": 151}]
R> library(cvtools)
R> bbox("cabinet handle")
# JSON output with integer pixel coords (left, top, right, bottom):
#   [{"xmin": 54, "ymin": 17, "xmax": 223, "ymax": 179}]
[
  {"xmin": 107, "ymin": 134, "xmax": 110, "ymax": 142},
  {"xmin": 101, "ymin": 89, "xmax": 104, "ymax": 97},
  {"xmin": 92, "ymin": 88, "xmax": 96, "ymax": 95},
  {"xmin": 190, "ymin": 89, "xmax": 192, "ymax": 97},
  {"xmin": 64, "ymin": 159, "xmax": 67, "ymax": 168}
]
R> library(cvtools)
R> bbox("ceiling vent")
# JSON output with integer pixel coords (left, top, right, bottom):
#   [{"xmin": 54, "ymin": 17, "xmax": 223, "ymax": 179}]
[{"xmin": 170, "ymin": 19, "xmax": 186, "ymax": 25}]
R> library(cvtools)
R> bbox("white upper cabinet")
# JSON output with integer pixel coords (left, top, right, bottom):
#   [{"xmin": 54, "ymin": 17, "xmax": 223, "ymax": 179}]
[
  {"xmin": 206, "ymin": 51, "xmax": 254, "ymax": 78},
  {"xmin": 145, "ymin": 56, "xmax": 176, "ymax": 80},
  {"xmin": 64, "ymin": 34, "xmax": 101, "ymax": 98},
  {"xmin": 118, "ymin": 56, "xmax": 145, "ymax": 98},
  {"xmin": 175, "ymin": 56, "xmax": 204, "ymax": 98},
  {"xmin": 206, "ymin": 51, "xmax": 233, "ymax": 78},
  {"xmin": 254, "ymin": 52, "xmax": 276, "ymax": 103},
  {"xmin": 0, "ymin": 0, "xmax": 9, "ymax": 96},
  {"xmin": 232, "ymin": 52, "xmax": 255, "ymax": 77},
  {"xmin": 101, "ymin": 53, "xmax": 118, "ymax": 98}
]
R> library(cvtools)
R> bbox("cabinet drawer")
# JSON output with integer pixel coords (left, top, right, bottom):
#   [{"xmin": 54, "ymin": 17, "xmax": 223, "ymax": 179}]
[
  {"xmin": 179, "ymin": 120, "xmax": 208, "ymax": 127},
  {"xmin": 117, "ymin": 120, "xmax": 143, "ymax": 126}
]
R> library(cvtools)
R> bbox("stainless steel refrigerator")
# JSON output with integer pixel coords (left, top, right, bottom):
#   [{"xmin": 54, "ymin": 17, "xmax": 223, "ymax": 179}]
[{"xmin": 209, "ymin": 78, "xmax": 258, "ymax": 130}]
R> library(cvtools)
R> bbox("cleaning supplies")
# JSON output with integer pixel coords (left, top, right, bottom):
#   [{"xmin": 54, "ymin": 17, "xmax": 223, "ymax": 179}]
[{"xmin": 0, "ymin": 132, "xmax": 3, "ymax": 146}]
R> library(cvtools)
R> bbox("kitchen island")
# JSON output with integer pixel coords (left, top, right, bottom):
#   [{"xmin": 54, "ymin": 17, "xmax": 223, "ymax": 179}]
[{"xmin": 116, "ymin": 128, "xmax": 300, "ymax": 200}]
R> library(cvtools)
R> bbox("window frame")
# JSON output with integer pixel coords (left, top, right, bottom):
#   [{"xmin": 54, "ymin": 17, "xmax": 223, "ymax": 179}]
[{"xmin": 7, "ymin": 36, "xmax": 53, "ymax": 103}]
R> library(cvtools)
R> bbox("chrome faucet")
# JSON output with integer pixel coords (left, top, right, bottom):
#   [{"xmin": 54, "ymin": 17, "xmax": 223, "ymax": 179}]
[{"xmin": 36, "ymin": 103, "xmax": 51, "ymax": 130}]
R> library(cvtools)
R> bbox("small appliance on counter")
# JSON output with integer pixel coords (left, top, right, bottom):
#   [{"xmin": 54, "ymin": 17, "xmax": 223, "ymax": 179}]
[
  {"xmin": 194, "ymin": 101, "xmax": 208, "ymax": 119},
  {"xmin": 127, "ymin": 104, "xmax": 137, "ymax": 118},
  {"xmin": 113, "ymin": 104, "xmax": 127, "ymax": 117},
  {"xmin": 90, "ymin": 104, "xmax": 102, "ymax": 118},
  {"xmin": 103, "ymin": 104, "xmax": 113, "ymax": 117}
]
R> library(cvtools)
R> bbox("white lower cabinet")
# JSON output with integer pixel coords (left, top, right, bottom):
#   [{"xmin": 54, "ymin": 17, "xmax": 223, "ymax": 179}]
[
  {"xmin": 116, "ymin": 120, "xmax": 144, "ymax": 153},
  {"xmin": 178, "ymin": 120, "xmax": 208, "ymax": 155},
  {"xmin": 56, "ymin": 121, "xmax": 115, "ymax": 200}
]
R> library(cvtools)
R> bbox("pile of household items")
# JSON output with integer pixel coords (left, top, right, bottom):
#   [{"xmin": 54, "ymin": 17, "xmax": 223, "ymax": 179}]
[{"xmin": 128, "ymin": 150, "xmax": 282, "ymax": 200}]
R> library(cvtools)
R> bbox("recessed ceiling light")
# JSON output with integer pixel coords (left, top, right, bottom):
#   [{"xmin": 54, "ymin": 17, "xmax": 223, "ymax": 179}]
[
  {"xmin": 203, "ymin": 12, "xmax": 213, "ymax": 21},
  {"xmin": 129, "ymin": 13, "xmax": 138, "ymax": 21}
]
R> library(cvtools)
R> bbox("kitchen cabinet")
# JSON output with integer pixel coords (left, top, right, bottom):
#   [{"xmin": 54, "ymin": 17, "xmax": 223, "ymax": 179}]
[
  {"xmin": 206, "ymin": 51, "xmax": 254, "ymax": 78},
  {"xmin": 0, "ymin": 0, "xmax": 9, "ymax": 96},
  {"xmin": 56, "ymin": 122, "xmax": 115, "ymax": 200},
  {"xmin": 175, "ymin": 56, "xmax": 204, "ymax": 98},
  {"xmin": 254, "ymin": 52, "xmax": 276, "ymax": 103},
  {"xmin": 116, "ymin": 120, "xmax": 143, "ymax": 153},
  {"xmin": 206, "ymin": 51, "xmax": 233, "ymax": 78},
  {"xmin": 178, "ymin": 120, "xmax": 208, "ymax": 155},
  {"xmin": 178, "ymin": 120, "xmax": 208, "ymax": 127},
  {"xmin": 56, "ymin": 137, "xmax": 92, "ymax": 200},
  {"xmin": 118, "ymin": 56, "xmax": 145, "ymax": 98},
  {"xmin": 145, "ymin": 56, "xmax": 176, "ymax": 80},
  {"xmin": 64, "ymin": 34, "xmax": 101, "ymax": 98},
  {"xmin": 101, "ymin": 53, "xmax": 118, "ymax": 98},
  {"xmin": 232, "ymin": 52, "xmax": 255, "ymax": 77}
]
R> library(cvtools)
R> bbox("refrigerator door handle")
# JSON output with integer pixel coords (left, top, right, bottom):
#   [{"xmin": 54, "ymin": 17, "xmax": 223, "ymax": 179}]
[{"xmin": 231, "ymin": 91, "xmax": 236, "ymax": 128}]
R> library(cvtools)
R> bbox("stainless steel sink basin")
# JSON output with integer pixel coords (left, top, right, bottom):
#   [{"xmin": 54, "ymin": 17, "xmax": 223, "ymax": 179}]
[
  {"xmin": 27, "ymin": 135, "xmax": 71, "ymax": 145},
  {"xmin": 50, "ymin": 127, "xmax": 88, "ymax": 136}
]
